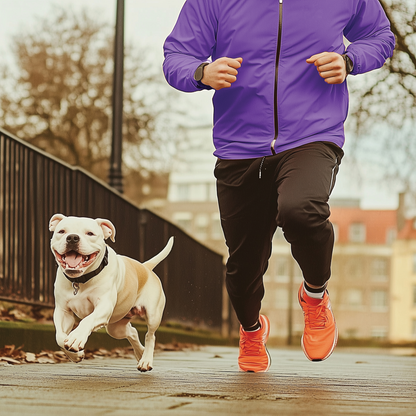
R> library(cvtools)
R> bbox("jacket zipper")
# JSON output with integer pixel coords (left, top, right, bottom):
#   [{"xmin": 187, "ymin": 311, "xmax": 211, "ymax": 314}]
[{"xmin": 271, "ymin": 0, "xmax": 283, "ymax": 155}]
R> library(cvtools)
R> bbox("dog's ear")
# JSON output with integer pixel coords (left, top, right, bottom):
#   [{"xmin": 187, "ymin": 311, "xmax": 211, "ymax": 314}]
[
  {"xmin": 95, "ymin": 218, "xmax": 116, "ymax": 242},
  {"xmin": 49, "ymin": 214, "xmax": 66, "ymax": 232}
]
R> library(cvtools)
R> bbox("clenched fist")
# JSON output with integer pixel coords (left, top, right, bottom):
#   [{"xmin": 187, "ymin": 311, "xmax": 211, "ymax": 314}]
[
  {"xmin": 202, "ymin": 57, "xmax": 243, "ymax": 90},
  {"xmin": 306, "ymin": 52, "xmax": 347, "ymax": 84}
]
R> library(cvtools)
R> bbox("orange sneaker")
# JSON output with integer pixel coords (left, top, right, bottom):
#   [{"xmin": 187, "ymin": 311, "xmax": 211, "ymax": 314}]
[
  {"xmin": 298, "ymin": 284, "xmax": 338, "ymax": 361},
  {"xmin": 238, "ymin": 314, "xmax": 271, "ymax": 372}
]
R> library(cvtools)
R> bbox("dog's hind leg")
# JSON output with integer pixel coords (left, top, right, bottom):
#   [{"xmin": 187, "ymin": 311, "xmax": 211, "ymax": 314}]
[
  {"xmin": 137, "ymin": 304, "xmax": 165, "ymax": 372},
  {"xmin": 106, "ymin": 319, "xmax": 145, "ymax": 361}
]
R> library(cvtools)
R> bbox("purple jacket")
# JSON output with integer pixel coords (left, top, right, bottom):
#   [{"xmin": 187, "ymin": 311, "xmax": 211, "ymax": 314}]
[{"xmin": 163, "ymin": 0, "xmax": 395, "ymax": 159}]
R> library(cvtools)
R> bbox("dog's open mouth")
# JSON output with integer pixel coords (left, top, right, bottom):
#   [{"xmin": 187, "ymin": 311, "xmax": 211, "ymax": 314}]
[{"xmin": 55, "ymin": 250, "xmax": 98, "ymax": 270}]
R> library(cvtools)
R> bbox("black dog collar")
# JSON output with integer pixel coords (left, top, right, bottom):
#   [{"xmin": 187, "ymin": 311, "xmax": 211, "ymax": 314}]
[{"xmin": 63, "ymin": 247, "xmax": 109, "ymax": 285}]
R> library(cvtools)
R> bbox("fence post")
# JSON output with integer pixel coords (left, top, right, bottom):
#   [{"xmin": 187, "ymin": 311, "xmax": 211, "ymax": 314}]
[{"xmin": 138, "ymin": 210, "xmax": 147, "ymax": 262}]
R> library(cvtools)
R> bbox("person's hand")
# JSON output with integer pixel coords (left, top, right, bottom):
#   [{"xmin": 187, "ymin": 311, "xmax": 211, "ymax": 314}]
[
  {"xmin": 306, "ymin": 52, "xmax": 346, "ymax": 84},
  {"xmin": 202, "ymin": 57, "xmax": 243, "ymax": 90}
]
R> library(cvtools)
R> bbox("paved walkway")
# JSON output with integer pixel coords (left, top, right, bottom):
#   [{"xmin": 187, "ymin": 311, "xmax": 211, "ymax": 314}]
[{"xmin": 1, "ymin": 346, "xmax": 415, "ymax": 416}]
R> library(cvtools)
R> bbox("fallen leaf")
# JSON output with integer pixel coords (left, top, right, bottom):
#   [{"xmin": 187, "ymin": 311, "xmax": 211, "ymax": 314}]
[
  {"xmin": 25, "ymin": 352, "xmax": 37, "ymax": 363},
  {"xmin": 1, "ymin": 344, "xmax": 15, "ymax": 355},
  {"xmin": 0, "ymin": 356, "xmax": 21, "ymax": 364},
  {"xmin": 37, "ymin": 356, "xmax": 56, "ymax": 364}
]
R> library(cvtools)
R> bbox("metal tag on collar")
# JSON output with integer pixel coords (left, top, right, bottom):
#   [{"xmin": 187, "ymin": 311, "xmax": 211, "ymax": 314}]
[{"xmin": 72, "ymin": 282, "xmax": 80, "ymax": 296}]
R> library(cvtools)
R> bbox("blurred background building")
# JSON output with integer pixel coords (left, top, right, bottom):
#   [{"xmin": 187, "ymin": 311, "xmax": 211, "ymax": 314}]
[{"xmin": 390, "ymin": 218, "xmax": 416, "ymax": 343}]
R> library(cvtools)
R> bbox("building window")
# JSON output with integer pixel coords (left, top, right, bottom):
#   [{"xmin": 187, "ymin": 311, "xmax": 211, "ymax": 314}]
[
  {"xmin": 371, "ymin": 290, "xmax": 388, "ymax": 311},
  {"xmin": 209, "ymin": 183, "xmax": 217, "ymax": 202},
  {"xmin": 275, "ymin": 257, "xmax": 289, "ymax": 282},
  {"xmin": 412, "ymin": 319, "xmax": 416, "ymax": 340},
  {"xmin": 371, "ymin": 258, "xmax": 389, "ymax": 282},
  {"xmin": 194, "ymin": 214, "xmax": 209, "ymax": 240},
  {"xmin": 345, "ymin": 289, "xmax": 363, "ymax": 307},
  {"xmin": 211, "ymin": 214, "xmax": 223, "ymax": 240},
  {"xmin": 371, "ymin": 326, "xmax": 387, "ymax": 340},
  {"xmin": 349, "ymin": 223, "xmax": 366, "ymax": 243},
  {"xmin": 413, "ymin": 255, "xmax": 416, "ymax": 274},
  {"xmin": 176, "ymin": 184, "xmax": 189, "ymax": 201},
  {"xmin": 189, "ymin": 184, "xmax": 209, "ymax": 201},
  {"xmin": 346, "ymin": 257, "xmax": 364, "ymax": 279},
  {"xmin": 172, "ymin": 212, "xmax": 192, "ymax": 233},
  {"xmin": 174, "ymin": 183, "xmax": 211, "ymax": 201}
]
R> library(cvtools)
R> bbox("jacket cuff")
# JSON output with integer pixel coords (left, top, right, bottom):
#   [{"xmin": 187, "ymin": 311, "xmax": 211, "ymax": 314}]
[{"xmin": 345, "ymin": 51, "xmax": 359, "ymax": 76}]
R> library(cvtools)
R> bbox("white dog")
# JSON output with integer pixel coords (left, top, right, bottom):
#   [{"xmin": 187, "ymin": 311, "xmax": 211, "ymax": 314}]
[{"xmin": 49, "ymin": 213, "xmax": 173, "ymax": 372}]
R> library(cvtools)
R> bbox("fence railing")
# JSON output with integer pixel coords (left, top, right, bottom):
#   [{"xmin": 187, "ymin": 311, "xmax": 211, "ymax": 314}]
[{"xmin": 0, "ymin": 128, "xmax": 229, "ymax": 332}]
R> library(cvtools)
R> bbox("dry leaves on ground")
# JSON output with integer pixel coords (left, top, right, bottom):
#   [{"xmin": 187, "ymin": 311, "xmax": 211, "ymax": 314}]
[
  {"xmin": 0, "ymin": 343, "xmax": 198, "ymax": 366},
  {"xmin": 0, "ymin": 302, "xmax": 53, "ymax": 323}
]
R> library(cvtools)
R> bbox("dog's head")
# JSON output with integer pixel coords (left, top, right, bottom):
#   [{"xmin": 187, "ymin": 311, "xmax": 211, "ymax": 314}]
[{"xmin": 49, "ymin": 214, "xmax": 116, "ymax": 278}]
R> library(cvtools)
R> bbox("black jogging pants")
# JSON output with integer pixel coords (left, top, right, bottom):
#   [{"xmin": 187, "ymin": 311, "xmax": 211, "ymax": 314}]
[{"xmin": 214, "ymin": 141, "xmax": 344, "ymax": 328}]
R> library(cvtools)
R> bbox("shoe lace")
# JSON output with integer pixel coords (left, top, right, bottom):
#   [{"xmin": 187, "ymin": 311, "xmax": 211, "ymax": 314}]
[
  {"xmin": 240, "ymin": 334, "xmax": 263, "ymax": 355},
  {"xmin": 304, "ymin": 303, "xmax": 328, "ymax": 329}
]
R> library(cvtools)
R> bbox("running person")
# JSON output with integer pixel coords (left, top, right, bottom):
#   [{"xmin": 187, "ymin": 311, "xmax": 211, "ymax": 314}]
[{"xmin": 163, "ymin": 0, "xmax": 395, "ymax": 372}]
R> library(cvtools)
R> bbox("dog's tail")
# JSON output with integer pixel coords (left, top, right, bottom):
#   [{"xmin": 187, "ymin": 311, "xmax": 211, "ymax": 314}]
[{"xmin": 144, "ymin": 237, "xmax": 174, "ymax": 271}]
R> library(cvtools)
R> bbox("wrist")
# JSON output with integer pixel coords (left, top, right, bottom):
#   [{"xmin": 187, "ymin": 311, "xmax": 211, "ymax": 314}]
[
  {"xmin": 341, "ymin": 54, "xmax": 354, "ymax": 75},
  {"xmin": 194, "ymin": 63, "xmax": 209, "ymax": 82}
]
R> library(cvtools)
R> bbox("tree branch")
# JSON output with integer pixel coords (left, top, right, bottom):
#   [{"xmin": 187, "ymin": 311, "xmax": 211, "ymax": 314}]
[{"xmin": 379, "ymin": 0, "xmax": 416, "ymax": 70}]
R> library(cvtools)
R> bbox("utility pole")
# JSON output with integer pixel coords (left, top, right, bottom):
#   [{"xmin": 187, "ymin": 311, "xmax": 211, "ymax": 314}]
[{"xmin": 109, "ymin": 0, "xmax": 125, "ymax": 193}]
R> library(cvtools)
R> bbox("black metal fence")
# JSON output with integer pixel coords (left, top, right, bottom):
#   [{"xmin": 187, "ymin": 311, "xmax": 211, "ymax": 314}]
[{"xmin": 0, "ymin": 128, "xmax": 227, "ymax": 332}]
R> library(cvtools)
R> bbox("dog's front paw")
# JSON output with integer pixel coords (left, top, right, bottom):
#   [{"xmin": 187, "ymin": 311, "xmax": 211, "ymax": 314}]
[
  {"xmin": 64, "ymin": 330, "xmax": 88, "ymax": 353},
  {"xmin": 62, "ymin": 348, "xmax": 85, "ymax": 363},
  {"xmin": 137, "ymin": 358, "xmax": 153, "ymax": 372}
]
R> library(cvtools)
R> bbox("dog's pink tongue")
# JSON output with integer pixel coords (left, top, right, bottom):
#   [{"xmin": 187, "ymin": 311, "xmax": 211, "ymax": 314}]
[{"xmin": 65, "ymin": 252, "xmax": 82, "ymax": 268}]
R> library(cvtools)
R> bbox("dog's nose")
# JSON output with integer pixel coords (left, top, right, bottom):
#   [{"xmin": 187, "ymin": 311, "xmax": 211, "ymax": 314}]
[{"xmin": 66, "ymin": 234, "xmax": 80, "ymax": 244}]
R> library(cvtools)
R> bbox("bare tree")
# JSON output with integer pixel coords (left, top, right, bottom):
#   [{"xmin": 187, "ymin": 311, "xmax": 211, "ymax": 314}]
[
  {"xmin": 347, "ymin": 0, "xmax": 416, "ymax": 203},
  {"xmin": 0, "ymin": 7, "xmax": 178, "ymax": 203}
]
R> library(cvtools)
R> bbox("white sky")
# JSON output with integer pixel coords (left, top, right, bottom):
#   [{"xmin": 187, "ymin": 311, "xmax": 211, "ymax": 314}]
[
  {"xmin": 0, "ymin": 0, "xmax": 184, "ymax": 49},
  {"xmin": 0, "ymin": 0, "xmax": 400, "ymax": 209}
]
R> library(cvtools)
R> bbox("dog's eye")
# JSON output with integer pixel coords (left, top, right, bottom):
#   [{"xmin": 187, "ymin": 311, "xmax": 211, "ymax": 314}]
[
  {"xmin": 87, "ymin": 232, "xmax": 95, "ymax": 236},
  {"xmin": 58, "ymin": 230, "xmax": 65, "ymax": 234}
]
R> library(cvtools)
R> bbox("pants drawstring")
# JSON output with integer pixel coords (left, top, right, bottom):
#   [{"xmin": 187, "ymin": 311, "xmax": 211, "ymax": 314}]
[{"xmin": 259, "ymin": 157, "xmax": 266, "ymax": 179}]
